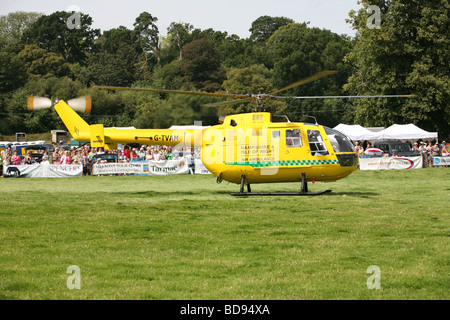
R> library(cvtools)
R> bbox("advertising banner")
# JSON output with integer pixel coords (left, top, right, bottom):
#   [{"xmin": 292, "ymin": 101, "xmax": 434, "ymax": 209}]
[
  {"xmin": 432, "ymin": 157, "xmax": 450, "ymax": 166},
  {"xmin": 92, "ymin": 158, "xmax": 189, "ymax": 175},
  {"xmin": 147, "ymin": 158, "xmax": 188, "ymax": 175},
  {"xmin": 93, "ymin": 162, "xmax": 145, "ymax": 175},
  {"xmin": 3, "ymin": 163, "xmax": 83, "ymax": 178},
  {"xmin": 194, "ymin": 159, "xmax": 211, "ymax": 174},
  {"xmin": 359, "ymin": 156, "xmax": 423, "ymax": 170}
]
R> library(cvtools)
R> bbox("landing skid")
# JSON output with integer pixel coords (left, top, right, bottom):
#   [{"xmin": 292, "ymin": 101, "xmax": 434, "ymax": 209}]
[
  {"xmin": 231, "ymin": 174, "xmax": 332, "ymax": 196},
  {"xmin": 231, "ymin": 190, "xmax": 332, "ymax": 196}
]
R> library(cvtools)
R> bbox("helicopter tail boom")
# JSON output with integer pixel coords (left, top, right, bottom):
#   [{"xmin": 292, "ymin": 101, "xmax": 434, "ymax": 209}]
[
  {"xmin": 54, "ymin": 100, "xmax": 203, "ymax": 149},
  {"xmin": 54, "ymin": 100, "xmax": 90, "ymax": 142}
]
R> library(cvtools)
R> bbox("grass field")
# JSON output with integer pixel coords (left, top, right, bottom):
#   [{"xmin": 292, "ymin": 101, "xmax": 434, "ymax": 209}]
[{"xmin": 0, "ymin": 168, "xmax": 448, "ymax": 300}]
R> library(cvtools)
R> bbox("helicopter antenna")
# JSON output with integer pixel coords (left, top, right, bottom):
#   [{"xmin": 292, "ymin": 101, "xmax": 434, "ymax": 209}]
[
  {"xmin": 301, "ymin": 115, "xmax": 318, "ymax": 125},
  {"xmin": 272, "ymin": 114, "xmax": 291, "ymax": 123}
]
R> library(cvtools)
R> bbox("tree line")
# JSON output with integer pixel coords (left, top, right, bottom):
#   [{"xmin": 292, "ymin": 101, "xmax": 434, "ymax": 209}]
[{"xmin": 0, "ymin": 0, "xmax": 448, "ymax": 138}]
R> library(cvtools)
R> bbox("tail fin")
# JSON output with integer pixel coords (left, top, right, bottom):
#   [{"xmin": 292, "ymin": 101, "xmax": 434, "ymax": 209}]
[{"xmin": 54, "ymin": 100, "xmax": 90, "ymax": 142}]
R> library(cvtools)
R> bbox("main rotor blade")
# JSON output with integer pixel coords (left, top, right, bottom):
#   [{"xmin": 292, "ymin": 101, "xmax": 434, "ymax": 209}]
[
  {"xmin": 273, "ymin": 94, "xmax": 414, "ymax": 99},
  {"xmin": 202, "ymin": 99, "xmax": 248, "ymax": 107},
  {"xmin": 92, "ymin": 85, "xmax": 251, "ymax": 100},
  {"xmin": 270, "ymin": 70, "xmax": 338, "ymax": 95}
]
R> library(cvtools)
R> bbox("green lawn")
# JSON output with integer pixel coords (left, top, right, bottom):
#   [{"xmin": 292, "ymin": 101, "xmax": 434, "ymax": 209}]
[{"xmin": 0, "ymin": 168, "xmax": 448, "ymax": 300}]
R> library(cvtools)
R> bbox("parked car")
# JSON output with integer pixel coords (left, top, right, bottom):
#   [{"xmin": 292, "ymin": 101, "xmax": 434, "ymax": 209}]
[
  {"xmin": 86, "ymin": 153, "xmax": 118, "ymax": 175},
  {"xmin": 373, "ymin": 141, "xmax": 418, "ymax": 157}
]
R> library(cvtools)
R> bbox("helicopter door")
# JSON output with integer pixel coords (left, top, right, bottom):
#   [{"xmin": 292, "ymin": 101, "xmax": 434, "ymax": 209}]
[
  {"xmin": 284, "ymin": 129, "xmax": 307, "ymax": 160},
  {"xmin": 307, "ymin": 130, "xmax": 329, "ymax": 156}
]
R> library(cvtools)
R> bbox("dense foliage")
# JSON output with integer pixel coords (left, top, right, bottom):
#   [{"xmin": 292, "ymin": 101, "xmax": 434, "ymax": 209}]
[{"xmin": 0, "ymin": 2, "xmax": 448, "ymax": 138}]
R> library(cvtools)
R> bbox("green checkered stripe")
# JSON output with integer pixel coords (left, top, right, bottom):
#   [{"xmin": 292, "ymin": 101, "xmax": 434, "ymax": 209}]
[{"xmin": 226, "ymin": 159, "xmax": 339, "ymax": 167}]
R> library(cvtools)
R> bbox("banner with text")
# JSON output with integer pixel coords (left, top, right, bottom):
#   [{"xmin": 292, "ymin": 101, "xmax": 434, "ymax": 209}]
[
  {"xmin": 92, "ymin": 162, "xmax": 144, "ymax": 175},
  {"xmin": 92, "ymin": 158, "xmax": 189, "ymax": 175},
  {"xmin": 432, "ymin": 157, "xmax": 450, "ymax": 166},
  {"xmin": 359, "ymin": 156, "xmax": 422, "ymax": 170},
  {"xmin": 3, "ymin": 163, "xmax": 83, "ymax": 178},
  {"xmin": 147, "ymin": 158, "xmax": 188, "ymax": 175}
]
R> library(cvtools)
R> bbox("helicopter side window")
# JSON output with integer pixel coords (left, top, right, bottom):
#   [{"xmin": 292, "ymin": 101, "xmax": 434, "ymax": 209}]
[
  {"xmin": 286, "ymin": 129, "xmax": 302, "ymax": 147},
  {"xmin": 307, "ymin": 130, "xmax": 329, "ymax": 156}
]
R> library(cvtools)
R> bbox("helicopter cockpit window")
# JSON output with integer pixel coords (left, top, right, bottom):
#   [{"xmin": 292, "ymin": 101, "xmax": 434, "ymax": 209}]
[
  {"xmin": 323, "ymin": 127, "xmax": 355, "ymax": 153},
  {"xmin": 307, "ymin": 130, "xmax": 329, "ymax": 156},
  {"xmin": 286, "ymin": 129, "xmax": 302, "ymax": 147}
]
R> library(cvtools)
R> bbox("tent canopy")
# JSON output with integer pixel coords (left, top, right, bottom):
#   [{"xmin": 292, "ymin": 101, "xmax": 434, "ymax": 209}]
[
  {"xmin": 333, "ymin": 124, "xmax": 381, "ymax": 141},
  {"xmin": 333, "ymin": 123, "xmax": 438, "ymax": 141},
  {"xmin": 377, "ymin": 124, "xmax": 438, "ymax": 140}
]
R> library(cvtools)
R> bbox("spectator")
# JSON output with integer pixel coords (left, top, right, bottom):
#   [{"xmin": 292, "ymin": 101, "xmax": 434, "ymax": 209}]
[
  {"xmin": 11, "ymin": 150, "xmax": 21, "ymax": 165},
  {"xmin": 145, "ymin": 150, "xmax": 153, "ymax": 161},
  {"xmin": 139, "ymin": 147, "xmax": 146, "ymax": 160},
  {"xmin": 123, "ymin": 145, "xmax": 130, "ymax": 161},
  {"xmin": 431, "ymin": 142, "xmax": 440, "ymax": 157},
  {"xmin": 420, "ymin": 142, "xmax": 429, "ymax": 167},
  {"xmin": 355, "ymin": 142, "xmax": 364, "ymax": 158},
  {"xmin": 24, "ymin": 151, "xmax": 34, "ymax": 164},
  {"xmin": 52, "ymin": 148, "xmax": 61, "ymax": 164},
  {"xmin": 153, "ymin": 149, "xmax": 161, "ymax": 161},
  {"xmin": 441, "ymin": 142, "xmax": 449, "ymax": 157},
  {"xmin": 41, "ymin": 151, "xmax": 49, "ymax": 163},
  {"xmin": 427, "ymin": 141, "xmax": 433, "ymax": 166},
  {"xmin": 60, "ymin": 151, "xmax": 72, "ymax": 164}
]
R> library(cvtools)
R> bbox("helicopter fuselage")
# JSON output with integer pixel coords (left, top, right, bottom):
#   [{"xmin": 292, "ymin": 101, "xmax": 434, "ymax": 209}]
[
  {"xmin": 55, "ymin": 101, "xmax": 358, "ymax": 188},
  {"xmin": 200, "ymin": 112, "xmax": 358, "ymax": 184}
]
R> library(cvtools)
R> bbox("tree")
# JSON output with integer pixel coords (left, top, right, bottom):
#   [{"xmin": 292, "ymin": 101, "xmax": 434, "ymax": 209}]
[
  {"xmin": 133, "ymin": 12, "xmax": 160, "ymax": 67},
  {"xmin": 22, "ymin": 11, "xmax": 100, "ymax": 64},
  {"xmin": 0, "ymin": 11, "xmax": 42, "ymax": 47},
  {"xmin": 267, "ymin": 23, "xmax": 353, "ymax": 126},
  {"xmin": 249, "ymin": 16, "xmax": 294, "ymax": 43},
  {"xmin": 80, "ymin": 44, "xmax": 139, "ymax": 87},
  {"xmin": 344, "ymin": 0, "xmax": 449, "ymax": 136},
  {"xmin": 181, "ymin": 38, "xmax": 226, "ymax": 92},
  {"xmin": 166, "ymin": 22, "xmax": 194, "ymax": 60},
  {"xmin": 0, "ymin": 44, "xmax": 27, "ymax": 93},
  {"xmin": 101, "ymin": 26, "xmax": 139, "ymax": 54},
  {"xmin": 17, "ymin": 44, "xmax": 72, "ymax": 79}
]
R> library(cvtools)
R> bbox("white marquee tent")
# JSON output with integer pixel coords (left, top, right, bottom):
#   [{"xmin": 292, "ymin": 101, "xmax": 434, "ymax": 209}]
[
  {"xmin": 376, "ymin": 124, "xmax": 438, "ymax": 140},
  {"xmin": 334, "ymin": 123, "xmax": 438, "ymax": 141},
  {"xmin": 333, "ymin": 124, "xmax": 381, "ymax": 141}
]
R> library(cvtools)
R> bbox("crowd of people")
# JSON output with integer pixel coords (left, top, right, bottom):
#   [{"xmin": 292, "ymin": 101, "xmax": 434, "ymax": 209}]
[
  {"xmin": 1, "ymin": 139, "xmax": 449, "ymax": 171},
  {"xmin": 354, "ymin": 140, "xmax": 449, "ymax": 167},
  {"xmin": 1, "ymin": 144, "xmax": 201, "ymax": 175}
]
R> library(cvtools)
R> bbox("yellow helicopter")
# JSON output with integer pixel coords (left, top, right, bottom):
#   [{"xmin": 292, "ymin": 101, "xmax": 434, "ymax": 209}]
[{"xmin": 28, "ymin": 71, "xmax": 412, "ymax": 195}]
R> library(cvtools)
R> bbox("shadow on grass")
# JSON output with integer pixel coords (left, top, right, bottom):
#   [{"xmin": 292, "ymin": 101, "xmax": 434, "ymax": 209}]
[
  {"xmin": 110, "ymin": 190, "xmax": 199, "ymax": 197},
  {"xmin": 328, "ymin": 191, "xmax": 380, "ymax": 198},
  {"xmin": 109, "ymin": 189, "xmax": 380, "ymax": 198}
]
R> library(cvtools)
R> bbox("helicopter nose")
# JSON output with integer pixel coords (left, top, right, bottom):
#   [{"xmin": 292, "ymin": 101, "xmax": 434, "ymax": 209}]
[{"xmin": 336, "ymin": 153, "xmax": 359, "ymax": 167}]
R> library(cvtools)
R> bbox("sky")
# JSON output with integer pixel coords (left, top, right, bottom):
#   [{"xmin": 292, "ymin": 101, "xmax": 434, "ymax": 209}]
[{"xmin": 0, "ymin": 0, "xmax": 361, "ymax": 38}]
